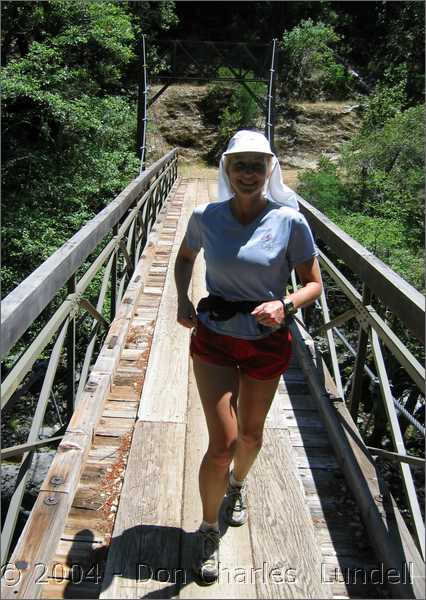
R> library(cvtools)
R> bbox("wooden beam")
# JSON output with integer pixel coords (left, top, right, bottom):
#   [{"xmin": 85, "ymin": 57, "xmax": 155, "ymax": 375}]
[{"xmin": 0, "ymin": 436, "xmax": 64, "ymax": 459}]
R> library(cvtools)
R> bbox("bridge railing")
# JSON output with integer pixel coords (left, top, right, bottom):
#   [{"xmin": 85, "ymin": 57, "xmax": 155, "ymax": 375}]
[
  {"xmin": 294, "ymin": 193, "xmax": 425, "ymax": 560},
  {"xmin": 0, "ymin": 149, "xmax": 178, "ymax": 562}
]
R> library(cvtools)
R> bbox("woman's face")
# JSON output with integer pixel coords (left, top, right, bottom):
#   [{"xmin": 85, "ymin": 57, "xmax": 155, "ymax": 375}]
[{"xmin": 226, "ymin": 152, "xmax": 271, "ymax": 200}]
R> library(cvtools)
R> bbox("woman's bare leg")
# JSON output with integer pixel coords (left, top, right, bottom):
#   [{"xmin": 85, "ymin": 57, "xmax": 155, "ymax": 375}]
[
  {"xmin": 232, "ymin": 372, "xmax": 280, "ymax": 482},
  {"xmin": 192, "ymin": 355, "xmax": 239, "ymax": 524}
]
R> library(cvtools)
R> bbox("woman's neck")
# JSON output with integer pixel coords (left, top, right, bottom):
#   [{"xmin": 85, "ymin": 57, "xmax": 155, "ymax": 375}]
[{"xmin": 230, "ymin": 194, "xmax": 267, "ymax": 224}]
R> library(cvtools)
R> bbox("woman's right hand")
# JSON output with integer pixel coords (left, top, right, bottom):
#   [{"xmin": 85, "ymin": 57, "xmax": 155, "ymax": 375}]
[{"xmin": 177, "ymin": 297, "xmax": 197, "ymax": 329}]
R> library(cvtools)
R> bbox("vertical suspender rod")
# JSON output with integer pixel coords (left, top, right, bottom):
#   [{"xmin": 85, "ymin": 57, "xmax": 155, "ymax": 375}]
[
  {"xmin": 139, "ymin": 34, "xmax": 148, "ymax": 175},
  {"xmin": 266, "ymin": 38, "xmax": 278, "ymax": 152}
]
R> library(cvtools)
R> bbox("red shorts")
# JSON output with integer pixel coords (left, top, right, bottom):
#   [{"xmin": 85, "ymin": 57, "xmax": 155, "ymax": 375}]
[{"xmin": 190, "ymin": 318, "xmax": 292, "ymax": 380}]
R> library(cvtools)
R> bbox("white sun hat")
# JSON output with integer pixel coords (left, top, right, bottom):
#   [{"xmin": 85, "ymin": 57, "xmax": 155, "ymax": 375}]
[
  {"xmin": 218, "ymin": 130, "xmax": 299, "ymax": 210},
  {"xmin": 223, "ymin": 130, "xmax": 274, "ymax": 156}
]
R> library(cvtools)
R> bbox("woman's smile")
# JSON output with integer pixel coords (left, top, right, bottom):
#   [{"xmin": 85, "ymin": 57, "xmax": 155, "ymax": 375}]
[{"xmin": 227, "ymin": 152, "xmax": 271, "ymax": 200}]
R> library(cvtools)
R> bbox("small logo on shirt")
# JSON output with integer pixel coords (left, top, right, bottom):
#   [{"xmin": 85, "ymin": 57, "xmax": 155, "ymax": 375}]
[{"xmin": 260, "ymin": 230, "xmax": 274, "ymax": 249}]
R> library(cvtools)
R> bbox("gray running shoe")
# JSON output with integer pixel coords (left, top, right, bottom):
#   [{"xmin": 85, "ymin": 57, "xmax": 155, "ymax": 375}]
[
  {"xmin": 192, "ymin": 528, "xmax": 220, "ymax": 584},
  {"xmin": 224, "ymin": 480, "xmax": 248, "ymax": 526}
]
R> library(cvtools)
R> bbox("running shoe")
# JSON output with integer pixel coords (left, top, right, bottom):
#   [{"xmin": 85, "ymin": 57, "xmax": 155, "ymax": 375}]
[
  {"xmin": 223, "ymin": 479, "xmax": 248, "ymax": 526},
  {"xmin": 192, "ymin": 527, "xmax": 220, "ymax": 584}
]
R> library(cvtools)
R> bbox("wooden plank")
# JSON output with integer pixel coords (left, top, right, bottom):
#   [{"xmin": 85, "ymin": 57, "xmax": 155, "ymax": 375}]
[
  {"xmin": 41, "ymin": 578, "xmax": 101, "ymax": 599},
  {"xmin": 293, "ymin": 446, "xmax": 339, "ymax": 470},
  {"xmin": 100, "ymin": 420, "xmax": 186, "ymax": 598},
  {"xmin": 275, "ymin": 390, "xmax": 315, "ymax": 410},
  {"xmin": 248, "ymin": 428, "xmax": 333, "ymax": 598},
  {"xmin": 137, "ymin": 181, "xmax": 197, "ymax": 423},
  {"xmin": 95, "ymin": 417, "xmax": 134, "ymax": 437},
  {"xmin": 266, "ymin": 407, "xmax": 325, "ymax": 431},
  {"xmin": 62, "ymin": 507, "xmax": 110, "ymax": 543},
  {"xmin": 95, "ymin": 318, "xmax": 131, "ymax": 376},
  {"xmin": 265, "ymin": 380, "xmax": 316, "ymax": 429},
  {"xmin": 265, "ymin": 390, "xmax": 323, "ymax": 433},
  {"xmin": 39, "ymin": 432, "xmax": 88, "ymax": 495},
  {"xmin": 108, "ymin": 386, "xmax": 140, "ymax": 402},
  {"xmin": 66, "ymin": 371, "xmax": 111, "ymax": 436},
  {"xmin": 279, "ymin": 380, "xmax": 310, "ymax": 395},
  {"xmin": 46, "ymin": 538, "xmax": 107, "ymax": 579},
  {"xmin": 85, "ymin": 445, "xmax": 123, "ymax": 466},
  {"xmin": 287, "ymin": 429, "xmax": 331, "ymax": 448},
  {"xmin": 103, "ymin": 400, "xmax": 139, "ymax": 419}
]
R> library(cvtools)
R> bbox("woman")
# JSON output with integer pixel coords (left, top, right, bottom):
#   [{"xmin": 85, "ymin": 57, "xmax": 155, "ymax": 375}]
[{"xmin": 174, "ymin": 130, "xmax": 322, "ymax": 584}]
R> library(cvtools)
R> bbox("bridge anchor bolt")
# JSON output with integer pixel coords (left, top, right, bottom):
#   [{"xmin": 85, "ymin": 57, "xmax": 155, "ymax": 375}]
[
  {"xmin": 50, "ymin": 475, "xmax": 65, "ymax": 486},
  {"xmin": 44, "ymin": 495, "xmax": 59, "ymax": 505}
]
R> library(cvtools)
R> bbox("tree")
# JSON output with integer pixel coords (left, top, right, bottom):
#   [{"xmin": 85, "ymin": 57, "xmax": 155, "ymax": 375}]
[
  {"xmin": 280, "ymin": 19, "xmax": 351, "ymax": 100},
  {"xmin": 1, "ymin": 0, "xmax": 178, "ymax": 296}
]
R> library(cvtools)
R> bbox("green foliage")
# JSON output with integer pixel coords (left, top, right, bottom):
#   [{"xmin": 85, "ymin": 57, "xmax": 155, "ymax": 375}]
[
  {"xmin": 296, "ymin": 156, "xmax": 348, "ymax": 217},
  {"xmin": 1, "ymin": 0, "xmax": 141, "ymax": 295},
  {"xmin": 203, "ymin": 67, "xmax": 265, "ymax": 162},
  {"xmin": 369, "ymin": 1, "xmax": 425, "ymax": 102},
  {"xmin": 342, "ymin": 105, "xmax": 424, "ymax": 247},
  {"xmin": 357, "ymin": 65, "xmax": 408, "ymax": 133},
  {"xmin": 281, "ymin": 19, "xmax": 352, "ymax": 100},
  {"xmin": 298, "ymin": 104, "xmax": 425, "ymax": 292}
]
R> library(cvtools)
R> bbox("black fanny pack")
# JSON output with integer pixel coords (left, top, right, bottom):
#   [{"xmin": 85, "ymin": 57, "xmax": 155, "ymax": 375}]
[{"xmin": 196, "ymin": 294, "xmax": 265, "ymax": 322}]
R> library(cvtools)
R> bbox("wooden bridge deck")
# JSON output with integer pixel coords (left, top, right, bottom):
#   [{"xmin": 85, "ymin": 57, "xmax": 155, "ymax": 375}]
[{"xmin": 40, "ymin": 178, "xmax": 385, "ymax": 599}]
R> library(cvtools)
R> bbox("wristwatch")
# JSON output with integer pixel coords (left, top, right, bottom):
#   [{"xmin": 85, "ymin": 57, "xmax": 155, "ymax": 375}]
[{"xmin": 283, "ymin": 297, "xmax": 297, "ymax": 316}]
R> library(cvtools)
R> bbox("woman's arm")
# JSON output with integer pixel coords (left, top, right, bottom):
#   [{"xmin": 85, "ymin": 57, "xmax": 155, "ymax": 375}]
[
  {"xmin": 289, "ymin": 255, "xmax": 322, "ymax": 310},
  {"xmin": 174, "ymin": 238, "xmax": 199, "ymax": 328},
  {"xmin": 251, "ymin": 256, "xmax": 322, "ymax": 326}
]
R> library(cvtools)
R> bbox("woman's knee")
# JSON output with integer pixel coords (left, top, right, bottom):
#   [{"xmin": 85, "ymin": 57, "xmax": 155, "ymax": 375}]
[
  {"xmin": 238, "ymin": 429, "xmax": 263, "ymax": 450},
  {"xmin": 206, "ymin": 438, "xmax": 237, "ymax": 467}
]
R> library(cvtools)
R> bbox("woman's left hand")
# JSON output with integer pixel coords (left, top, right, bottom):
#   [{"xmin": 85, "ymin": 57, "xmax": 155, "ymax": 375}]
[{"xmin": 251, "ymin": 300, "xmax": 284, "ymax": 327}]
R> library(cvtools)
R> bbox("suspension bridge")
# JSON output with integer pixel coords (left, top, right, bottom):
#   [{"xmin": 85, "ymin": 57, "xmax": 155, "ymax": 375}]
[{"xmin": 1, "ymin": 40, "xmax": 425, "ymax": 599}]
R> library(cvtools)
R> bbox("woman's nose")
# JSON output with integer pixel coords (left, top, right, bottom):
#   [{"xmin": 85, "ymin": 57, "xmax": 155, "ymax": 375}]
[{"xmin": 240, "ymin": 163, "xmax": 257, "ymax": 174}]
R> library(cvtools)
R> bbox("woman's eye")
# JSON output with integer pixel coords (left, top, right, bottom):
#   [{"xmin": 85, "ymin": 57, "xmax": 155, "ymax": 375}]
[{"xmin": 233, "ymin": 162, "xmax": 265, "ymax": 172}]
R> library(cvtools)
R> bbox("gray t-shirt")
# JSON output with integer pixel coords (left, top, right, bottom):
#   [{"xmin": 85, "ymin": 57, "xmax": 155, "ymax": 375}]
[{"xmin": 185, "ymin": 199, "xmax": 318, "ymax": 339}]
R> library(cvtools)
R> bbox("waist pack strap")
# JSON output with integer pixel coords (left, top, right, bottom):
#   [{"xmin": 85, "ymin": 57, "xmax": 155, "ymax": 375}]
[{"xmin": 196, "ymin": 294, "xmax": 261, "ymax": 322}]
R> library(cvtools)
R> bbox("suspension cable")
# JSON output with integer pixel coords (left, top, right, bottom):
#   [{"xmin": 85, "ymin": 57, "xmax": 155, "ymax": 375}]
[
  {"xmin": 266, "ymin": 38, "xmax": 277, "ymax": 145},
  {"xmin": 139, "ymin": 34, "xmax": 148, "ymax": 175}
]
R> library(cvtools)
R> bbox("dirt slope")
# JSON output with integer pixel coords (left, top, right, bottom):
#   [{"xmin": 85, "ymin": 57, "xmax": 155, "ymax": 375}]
[{"xmin": 146, "ymin": 84, "xmax": 360, "ymax": 186}]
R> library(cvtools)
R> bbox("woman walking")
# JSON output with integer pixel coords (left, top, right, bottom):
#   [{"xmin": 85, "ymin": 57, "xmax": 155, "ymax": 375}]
[{"xmin": 174, "ymin": 130, "xmax": 322, "ymax": 584}]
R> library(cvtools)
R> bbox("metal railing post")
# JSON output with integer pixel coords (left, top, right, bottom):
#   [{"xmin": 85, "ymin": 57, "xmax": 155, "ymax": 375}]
[
  {"xmin": 66, "ymin": 275, "xmax": 76, "ymax": 421},
  {"xmin": 111, "ymin": 224, "xmax": 118, "ymax": 322},
  {"xmin": 349, "ymin": 285, "xmax": 371, "ymax": 419}
]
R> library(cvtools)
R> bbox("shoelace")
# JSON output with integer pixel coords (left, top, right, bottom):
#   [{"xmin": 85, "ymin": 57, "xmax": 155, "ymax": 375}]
[
  {"xmin": 201, "ymin": 529, "xmax": 220, "ymax": 560},
  {"xmin": 227, "ymin": 484, "xmax": 247, "ymax": 510}
]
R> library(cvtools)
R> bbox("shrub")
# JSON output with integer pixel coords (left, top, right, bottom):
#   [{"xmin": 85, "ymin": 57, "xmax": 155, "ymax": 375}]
[
  {"xmin": 298, "ymin": 104, "xmax": 425, "ymax": 292},
  {"xmin": 342, "ymin": 104, "xmax": 424, "ymax": 247},
  {"xmin": 357, "ymin": 65, "xmax": 408, "ymax": 133},
  {"xmin": 203, "ymin": 67, "xmax": 265, "ymax": 162},
  {"xmin": 298, "ymin": 156, "xmax": 348, "ymax": 217},
  {"xmin": 281, "ymin": 19, "xmax": 352, "ymax": 100}
]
